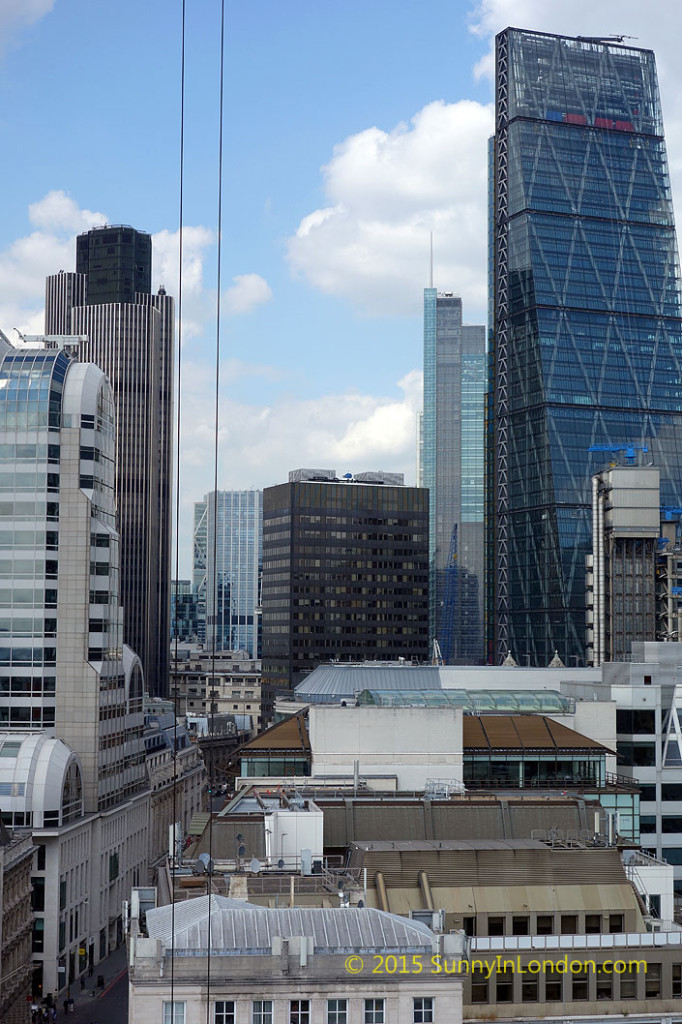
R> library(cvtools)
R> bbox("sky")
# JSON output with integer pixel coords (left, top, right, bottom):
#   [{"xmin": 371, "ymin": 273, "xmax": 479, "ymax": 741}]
[{"xmin": 2, "ymin": 0, "xmax": 682, "ymax": 574}]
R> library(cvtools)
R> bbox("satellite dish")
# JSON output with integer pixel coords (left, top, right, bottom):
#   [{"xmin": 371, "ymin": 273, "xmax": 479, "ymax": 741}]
[
  {"xmin": 277, "ymin": 858, "xmax": 285, "ymax": 869},
  {"xmin": 236, "ymin": 833, "xmax": 243, "ymax": 842},
  {"xmin": 249, "ymin": 857, "xmax": 261, "ymax": 874},
  {"xmin": 238, "ymin": 845, "xmax": 246, "ymax": 858},
  {"xmin": 358, "ymin": 899, "xmax": 365, "ymax": 908}
]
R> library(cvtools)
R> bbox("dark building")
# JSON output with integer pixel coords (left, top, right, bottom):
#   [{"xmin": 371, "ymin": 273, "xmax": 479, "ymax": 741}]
[
  {"xmin": 261, "ymin": 469, "xmax": 429, "ymax": 717},
  {"xmin": 487, "ymin": 28, "xmax": 682, "ymax": 667},
  {"xmin": 45, "ymin": 226, "xmax": 173, "ymax": 695},
  {"xmin": 75, "ymin": 225, "xmax": 152, "ymax": 306}
]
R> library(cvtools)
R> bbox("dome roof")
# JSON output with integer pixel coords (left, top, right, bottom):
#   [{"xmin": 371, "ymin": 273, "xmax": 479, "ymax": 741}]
[{"xmin": 0, "ymin": 732, "xmax": 82, "ymax": 827}]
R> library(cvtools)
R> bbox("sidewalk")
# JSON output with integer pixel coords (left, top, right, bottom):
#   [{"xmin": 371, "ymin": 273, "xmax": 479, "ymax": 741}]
[{"xmin": 60, "ymin": 943, "xmax": 128, "ymax": 1015}]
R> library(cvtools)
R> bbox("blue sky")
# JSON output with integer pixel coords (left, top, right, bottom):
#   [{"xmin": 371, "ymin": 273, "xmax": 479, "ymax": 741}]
[{"xmin": 1, "ymin": 0, "xmax": 682, "ymax": 572}]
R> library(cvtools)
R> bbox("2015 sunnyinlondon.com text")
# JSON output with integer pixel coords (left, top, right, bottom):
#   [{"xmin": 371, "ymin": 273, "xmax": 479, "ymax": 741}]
[{"xmin": 343, "ymin": 954, "xmax": 648, "ymax": 977}]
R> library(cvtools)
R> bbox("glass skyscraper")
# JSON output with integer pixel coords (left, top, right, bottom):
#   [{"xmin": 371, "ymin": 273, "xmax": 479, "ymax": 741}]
[
  {"xmin": 423, "ymin": 290, "xmax": 485, "ymax": 662},
  {"xmin": 193, "ymin": 490, "xmax": 262, "ymax": 657},
  {"xmin": 488, "ymin": 28, "xmax": 682, "ymax": 666}
]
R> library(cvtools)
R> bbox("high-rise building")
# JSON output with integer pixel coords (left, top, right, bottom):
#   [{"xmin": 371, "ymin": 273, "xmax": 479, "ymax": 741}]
[
  {"xmin": 45, "ymin": 225, "xmax": 173, "ymax": 695},
  {"xmin": 193, "ymin": 490, "xmax": 262, "ymax": 656},
  {"xmin": 171, "ymin": 580, "xmax": 200, "ymax": 643},
  {"xmin": 423, "ymin": 289, "xmax": 485, "ymax": 663},
  {"xmin": 261, "ymin": 469, "xmax": 429, "ymax": 717},
  {"xmin": 0, "ymin": 334, "xmax": 149, "ymax": 995},
  {"xmin": 488, "ymin": 28, "xmax": 682, "ymax": 666}
]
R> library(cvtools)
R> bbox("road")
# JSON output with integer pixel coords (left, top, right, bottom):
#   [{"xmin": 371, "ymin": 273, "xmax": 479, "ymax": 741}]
[{"xmin": 70, "ymin": 969, "xmax": 128, "ymax": 1024}]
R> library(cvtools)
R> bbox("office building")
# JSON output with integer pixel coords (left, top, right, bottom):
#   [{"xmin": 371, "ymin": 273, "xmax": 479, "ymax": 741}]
[
  {"xmin": 170, "ymin": 580, "xmax": 199, "ymax": 643},
  {"xmin": 487, "ymin": 29, "xmax": 682, "ymax": 666},
  {"xmin": 193, "ymin": 490, "xmax": 262, "ymax": 656},
  {"xmin": 129, "ymin": 896, "xmax": 463, "ymax": 1024},
  {"xmin": 423, "ymin": 289, "xmax": 485, "ymax": 662},
  {"xmin": 45, "ymin": 225, "xmax": 173, "ymax": 695},
  {"xmin": 261, "ymin": 469, "xmax": 429, "ymax": 715},
  {"xmin": 0, "ymin": 335, "xmax": 150, "ymax": 995}
]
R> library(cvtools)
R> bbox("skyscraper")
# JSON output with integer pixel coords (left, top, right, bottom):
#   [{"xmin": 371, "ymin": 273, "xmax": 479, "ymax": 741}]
[
  {"xmin": 261, "ymin": 469, "xmax": 429, "ymax": 717},
  {"xmin": 45, "ymin": 226, "xmax": 173, "ymax": 694},
  {"xmin": 193, "ymin": 490, "xmax": 262, "ymax": 656},
  {"xmin": 488, "ymin": 28, "xmax": 682, "ymax": 666},
  {"xmin": 0, "ymin": 334, "xmax": 149, "ymax": 993},
  {"xmin": 423, "ymin": 289, "xmax": 485, "ymax": 663}
]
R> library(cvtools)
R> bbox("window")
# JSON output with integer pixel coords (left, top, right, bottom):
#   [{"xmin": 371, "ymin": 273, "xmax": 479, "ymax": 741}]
[
  {"xmin": 645, "ymin": 962, "xmax": 662, "ymax": 998},
  {"xmin": 413, "ymin": 997, "xmax": 434, "ymax": 1023},
  {"xmin": 364, "ymin": 999, "xmax": 385, "ymax": 1023},
  {"xmin": 561, "ymin": 914, "xmax": 577, "ymax": 934},
  {"xmin": 253, "ymin": 1003, "xmax": 273, "ymax": 1024},
  {"xmin": 488, "ymin": 916, "xmax": 505, "ymax": 935},
  {"xmin": 512, "ymin": 916, "xmax": 529, "ymax": 935},
  {"xmin": 609, "ymin": 914, "xmax": 624, "ymax": 933},
  {"xmin": 289, "ymin": 1001, "xmax": 310, "ymax": 1024},
  {"xmin": 596, "ymin": 965, "xmax": 612, "ymax": 1000},
  {"xmin": 572, "ymin": 972, "xmax": 588, "ymax": 1000},
  {"xmin": 327, "ymin": 1000, "xmax": 347, "ymax": 1024},
  {"xmin": 163, "ymin": 1004, "xmax": 186, "ymax": 1024},
  {"xmin": 585, "ymin": 914, "xmax": 601, "ymax": 934},
  {"xmin": 496, "ymin": 971, "xmax": 514, "ymax": 1002},
  {"xmin": 536, "ymin": 914, "xmax": 553, "ymax": 935},
  {"xmin": 471, "ymin": 972, "xmax": 488, "ymax": 1003},
  {"xmin": 522, "ymin": 977, "xmax": 538, "ymax": 1002},
  {"xmin": 673, "ymin": 963, "xmax": 682, "ymax": 997},
  {"xmin": 545, "ymin": 978, "xmax": 562, "ymax": 1001},
  {"xmin": 214, "ymin": 1003, "xmax": 235, "ymax": 1024}
]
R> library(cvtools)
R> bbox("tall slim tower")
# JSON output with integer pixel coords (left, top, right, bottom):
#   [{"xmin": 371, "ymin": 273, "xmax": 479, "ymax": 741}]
[
  {"xmin": 423, "ymin": 290, "xmax": 485, "ymax": 662},
  {"xmin": 45, "ymin": 226, "xmax": 173, "ymax": 695},
  {"xmin": 488, "ymin": 28, "xmax": 682, "ymax": 666},
  {"xmin": 193, "ymin": 490, "xmax": 262, "ymax": 656}
]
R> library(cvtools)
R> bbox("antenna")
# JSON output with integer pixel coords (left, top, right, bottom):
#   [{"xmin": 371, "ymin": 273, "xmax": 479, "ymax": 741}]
[{"xmin": 429, "ymin": 232, "xmax": 434, "ymax": 288}]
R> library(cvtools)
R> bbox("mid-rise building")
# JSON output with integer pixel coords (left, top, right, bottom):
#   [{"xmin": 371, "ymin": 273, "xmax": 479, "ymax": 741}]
[
  {"xmin": 45, "ymin": 225, "xmax": 174, "ymax": 695},
  {"xmin": 192, "ymin": 490, "xmax": 262, "ymax": 656},
  {"xmin": 487, "ymin": 28, "xmax": 682, "ymax": 666},
  {"xmin": 261, "ymin": 470, "xmax": 429, "ymax": 715},
  {"xmin": 0, "ymin": 826, "xmax": 33, "ymax": 1023},
  {"xmin": 422, "ymin": 290, "xmax": 485, "ymax": 662}
]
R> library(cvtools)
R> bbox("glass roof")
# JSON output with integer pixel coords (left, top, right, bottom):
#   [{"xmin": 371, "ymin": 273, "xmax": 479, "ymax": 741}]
[{"xmin": 356, "ymin": 689, "xmax": 574, "ymax": 713}]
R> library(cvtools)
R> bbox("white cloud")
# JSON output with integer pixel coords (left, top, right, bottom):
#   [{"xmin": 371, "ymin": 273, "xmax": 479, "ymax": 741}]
[
  {"xmin": 152, "ymin": 225, "xmax": 214, "ymax": 340},
  {"xmin": 287, "ymin": 99, "xmax": 493, "ymax": 318},
  {"xmin": 0, "ymin": 0, "xmax": 54, "ymax": 57},
  {"xmin": 224, "ymin": 273, "xmax": 273, "ymax": 315},
  {"xmin": 28, "ymin": 190, "xmax": 107, "ymax": 234},
  {"xmin": 175, "ymin": 367, "xmax": 422, "ymax": 574}
]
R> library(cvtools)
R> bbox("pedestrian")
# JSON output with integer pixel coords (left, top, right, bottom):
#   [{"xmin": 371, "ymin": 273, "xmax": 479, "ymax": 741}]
[
  {"xmin": 88, "ymin": 963, "xmax": 93, "ymax": 978},
  {"xmin": 63, "ymin": 1001, "xmax": 68, "ymax": 1016},
  {"xmin": 80, "ymin": 977, "xmax": 85, "ymax": 991}
]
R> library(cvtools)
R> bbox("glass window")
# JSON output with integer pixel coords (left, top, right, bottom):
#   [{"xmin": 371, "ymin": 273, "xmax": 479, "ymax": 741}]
[
  {"xmin": 289, "ymin": 1001, "xmax": 310, "ymax": 1024},
  {"xmin": 364, "ymin": 999, "xmax": 385, "ymax": 1023},
  {"xmin": 471, "ymin": 973, "xmax": 488, "ymax": 1003},
  {"xmin": 673, "ymin": 963, "xmax": 682, "ymax": 997},
  {"xmin": 163, "ymin": 1004, "xmax": 185, "ymax": 1024},
  {"xmin": 572, "ymin": 972, "xmax": 589, "ymax": 1000},
  {"xmin": 253, "ymin": 1003, "xmax": 273, "ymax": 1024},
  {"xmin": 496, "ymin": 971, "xmax": 514, "ymax": 1002},
  {"xmin": 413, "ymin": 997, "xmax": 434, "ymax": 1023},
  {"xmin": 214, "ymin": 1003, "xmax": 235, "ymax": 1024},
  {"xmin": 488, "ymin": 916, "xmax": 505, "ymax": 936},
  {"xmin": 536, "ymin": 914, "xmax": 553, "ymax": 934},
  {"xmin": 620, "ymin": 972, "xmax": 637, "ymax": 999},
  {"xmin": 512, "ymin": 916, "xmax": 529, "ymax": 935},
  {"xmin": 545, "ymin": 978, "xmax": 562, "ymax": 1001},
  {"xmin": 327, "ymin": 1000, "xmax": 347, "ymax": 1024},
  {"xmin": 609, "ymin": 914, "xmax": 624, "ymax": 933},
  {"xmin": 585, "ymin": 914, "xmax": 601, "ymax": 933},
  {"xmin": 646, "ymin": 962, "xmax": 662, "ymax": 998}
]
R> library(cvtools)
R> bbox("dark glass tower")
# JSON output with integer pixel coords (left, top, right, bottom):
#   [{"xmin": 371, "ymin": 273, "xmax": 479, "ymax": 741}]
[
  {"xmin": 488, "ymin": 28, "xmax": 682, "ymax": 666},
  {"xmin": 76, "ymin": 225, "xmax": 151, "ymax": 305},
  {"xmin": 45, "ymin": 228, "xmax": 173, "ymax": 696}
]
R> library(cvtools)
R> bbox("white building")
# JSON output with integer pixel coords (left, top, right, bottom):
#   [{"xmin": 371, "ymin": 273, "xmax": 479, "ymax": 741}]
[
  {"xmin": 128, "ymin": 895, "xmax": 464, "ymax": 1024},
  {"xmin": 0, "ymin": 336, "xmax": 150, "ymax": 997}
]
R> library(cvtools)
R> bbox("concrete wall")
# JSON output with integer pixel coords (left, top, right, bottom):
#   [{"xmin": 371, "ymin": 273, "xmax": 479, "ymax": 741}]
[{"xmin": 309, "ymin": 706, "xmax": 463, "ymax": 790}]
